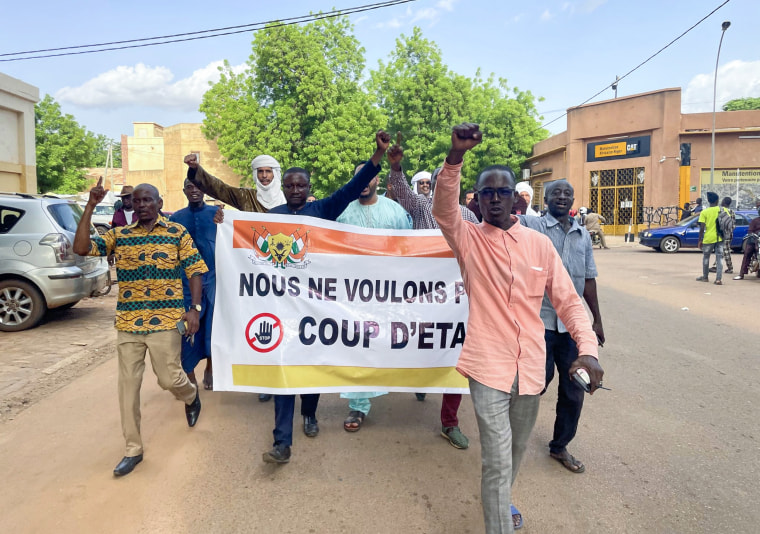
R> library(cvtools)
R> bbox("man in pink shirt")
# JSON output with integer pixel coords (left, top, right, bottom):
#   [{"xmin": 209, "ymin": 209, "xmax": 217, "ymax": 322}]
[{"xmin": 432, "ymin": 123, "xmax": 604, "ymax": 533}]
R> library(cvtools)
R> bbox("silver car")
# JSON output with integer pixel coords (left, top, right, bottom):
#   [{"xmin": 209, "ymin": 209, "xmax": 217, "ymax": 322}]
[{"xmin": 0, "ymin": 193, "xmax": 110, "ymax": 332}]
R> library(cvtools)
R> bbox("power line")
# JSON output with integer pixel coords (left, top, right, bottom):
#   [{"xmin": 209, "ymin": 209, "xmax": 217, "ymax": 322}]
[
  {"xmin": 538, "ymin": 0, "xmax": 731, "ymax": 132},
  {"xmin": 0, "ymin": 0, "xmax": 418, "ymax": 62}
]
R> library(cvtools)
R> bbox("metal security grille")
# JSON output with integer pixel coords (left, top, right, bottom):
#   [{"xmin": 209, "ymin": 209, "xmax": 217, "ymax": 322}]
[
  {"xmin": 532, "ymin": 182, "xmax": 543, "ymax": 213},
  {"xmin": 589, "ymin": 167, "xmax": 645, "ymax": 235}
]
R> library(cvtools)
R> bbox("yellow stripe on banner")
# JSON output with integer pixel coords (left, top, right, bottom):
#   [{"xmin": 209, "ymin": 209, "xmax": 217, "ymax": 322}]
[{"xmin": 232, "ymin": 365, "xmax": 469, "ymax": 388}]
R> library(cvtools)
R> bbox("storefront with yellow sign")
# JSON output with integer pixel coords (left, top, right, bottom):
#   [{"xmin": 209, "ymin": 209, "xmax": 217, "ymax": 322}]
[{"xmin": 522, "ymin": 88, "xmax": 760, "ymax": 235}]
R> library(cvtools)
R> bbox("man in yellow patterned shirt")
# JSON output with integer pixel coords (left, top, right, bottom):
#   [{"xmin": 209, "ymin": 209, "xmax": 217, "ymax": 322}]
[{"xmin": 74, "ymin": 178, "xmax": 208, "ymax": 477}]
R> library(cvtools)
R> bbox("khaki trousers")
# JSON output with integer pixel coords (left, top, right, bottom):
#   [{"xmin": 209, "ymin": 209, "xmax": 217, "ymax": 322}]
[{"xmin": 116, "ymin": 329, "xmax": 197, "ymax": 456}]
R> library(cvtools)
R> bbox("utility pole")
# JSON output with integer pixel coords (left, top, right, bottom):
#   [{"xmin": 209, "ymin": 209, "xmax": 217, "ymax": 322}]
[{"xmin": 105, "ymin": 142, "xmax": 114, "ymax": 193}]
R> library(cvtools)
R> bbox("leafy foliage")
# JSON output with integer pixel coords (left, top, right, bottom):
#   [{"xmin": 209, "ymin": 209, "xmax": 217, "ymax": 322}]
[
  {"xmin": 201, "ymin": 20, "xmax": 548, "ymax": 196},
  {"xmin": 35, "ymin": 95, "xmax": 100, "ymax": 194},
  {"xmin": 201, "ymin": 17, "xmax": 385, "ymax": 198},
  {"xmin": 368, "ymin": 29, "xmax": 547, "ymax": 190},
  {"xmin": 92, "ymin": 134, "xmax": 122, "ymax": 168},
  {"xmin": 722, "ymin": 97, "xmax": 760, "ymax": 111}
]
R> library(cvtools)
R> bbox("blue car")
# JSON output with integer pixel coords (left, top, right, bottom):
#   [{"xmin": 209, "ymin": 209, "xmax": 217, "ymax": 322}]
[{"xmin": 639, "ymin": 210, "xmax": 756, "ymax": 253}]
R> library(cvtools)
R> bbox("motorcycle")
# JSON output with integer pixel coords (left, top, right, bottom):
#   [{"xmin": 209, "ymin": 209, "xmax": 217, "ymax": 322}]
[
  {"xmin": 744, "ymin": 232, "xmax": 759, "ymax": 276},
  {"xmin": 589, "ymin": 231, "xmax": 602, "ymax": 248}
]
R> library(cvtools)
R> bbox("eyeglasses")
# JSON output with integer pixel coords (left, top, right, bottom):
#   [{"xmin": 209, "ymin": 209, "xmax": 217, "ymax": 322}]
[
  {"xmin": 417, "ymin": 180, "xmax": 431, "ymax": 185},
  {"xmin": 283, "ymin": 183, "xmax": 310, "ymax": 191},
  {"xmin": 477, "ymin": 188, "xmax": 514, "ymax": 200}
]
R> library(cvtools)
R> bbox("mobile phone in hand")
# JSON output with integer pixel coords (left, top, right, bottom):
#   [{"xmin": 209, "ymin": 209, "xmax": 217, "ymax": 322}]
[{"xmin": 177, "ymin": 320, "xmax": 187, "ymax": 336}]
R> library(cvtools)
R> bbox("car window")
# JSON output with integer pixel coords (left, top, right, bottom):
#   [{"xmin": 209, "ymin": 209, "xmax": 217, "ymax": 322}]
[
  {"xmin": 93, "ymin": 205, "xmax": 115, "ymax": 216},
  {"xmin": 734, "ymin": 213, "xmax": 748, "ymax": 226},
  {"xmin": 675, "ymin": 214, "xmax": 698, "ymax": 227},
  {"xmin": 47, "ymin": 203, "xmax": 84, "ymax": 232},
  {"xmin": 0, "ymin": 206, "xmax": 25, "ymax": 234}
]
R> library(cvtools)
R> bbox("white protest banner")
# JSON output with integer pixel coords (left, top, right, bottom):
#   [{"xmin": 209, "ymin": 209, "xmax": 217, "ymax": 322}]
[{"xmin": 211, "ymin": 211, "xmax": 469, "ymax": 394}]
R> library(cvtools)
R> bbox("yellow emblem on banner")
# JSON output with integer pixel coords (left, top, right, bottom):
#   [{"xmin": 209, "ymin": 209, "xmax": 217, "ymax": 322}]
[{"xmin": 267, "ymin": 233, "xmax": 294, "ymax": 265}]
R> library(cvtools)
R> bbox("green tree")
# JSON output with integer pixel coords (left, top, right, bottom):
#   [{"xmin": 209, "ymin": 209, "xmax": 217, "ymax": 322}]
[
  {"xmin": 722, "ymin": 97, "xmax": 760, "ymax": 111},
  {"xmin": 200, "ymin": 17, "xmax": 385, "ymax": 198},
  {"xmin": 368, "ymin": 28, "xmax": 471, "ymax": 180},
  {"xmin": 35, "ymin": 95, "xmax": 99, "ymax": 194},
  {"xmin": 368, "ymin": 28, "xmax": 548, "ymax": 190},
  {"xmin": 92, "ymin": 134, "xmax": 122, "ymax": 168}
]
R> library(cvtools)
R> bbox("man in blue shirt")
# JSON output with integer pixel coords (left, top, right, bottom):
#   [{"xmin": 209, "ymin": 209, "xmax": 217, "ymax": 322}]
[
  {"xmin": 262, "ymin": 129, "xmax": 391, "ymax": 464},
  {"xmin": 170, "ymin": 180, "xmax": 221, "ymax": 390},
  {"xmin": 521, "ymin": 179, "xmax": 605, "ymax": 475}
]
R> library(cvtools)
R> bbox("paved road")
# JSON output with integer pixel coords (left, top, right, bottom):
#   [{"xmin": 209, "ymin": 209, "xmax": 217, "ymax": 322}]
[{"xmin": 0, "ymin": 240, "xmax": 757, "ymax": 533}]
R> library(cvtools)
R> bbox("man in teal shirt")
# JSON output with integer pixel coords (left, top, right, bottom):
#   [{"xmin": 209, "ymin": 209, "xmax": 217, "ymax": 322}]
[{"xmin": 697, "ymin": 191, "xmax": 724, "ymax": 285}]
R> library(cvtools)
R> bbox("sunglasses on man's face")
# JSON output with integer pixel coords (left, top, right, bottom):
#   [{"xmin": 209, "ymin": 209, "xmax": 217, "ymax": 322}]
[
  {"xmin": 477, "ymin": 188, "xmax": 514, "ymax": 200},
  {"xmin": 417, "ymin": 180, "xmax": 431, "ymax": 186}
]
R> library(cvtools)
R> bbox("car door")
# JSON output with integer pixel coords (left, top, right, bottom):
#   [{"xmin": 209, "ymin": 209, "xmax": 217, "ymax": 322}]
[
  {"xmin": 731, "ymin": 212, "xmax": 749, "ymax": 248},
  {"xmin": 681, "ymin": 218, "xmax": 701, "ymax": 247}
]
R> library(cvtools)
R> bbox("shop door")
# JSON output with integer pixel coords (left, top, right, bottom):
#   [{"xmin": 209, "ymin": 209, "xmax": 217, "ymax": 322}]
[{"xmin": 589, "ymin": 168, "xmax": 645, "ymax": 235}]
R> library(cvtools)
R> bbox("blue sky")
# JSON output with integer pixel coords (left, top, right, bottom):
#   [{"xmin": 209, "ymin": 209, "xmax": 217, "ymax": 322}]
[{"xmin": 2, "ymin": 0, "xmax": 758, "ymax": 143}]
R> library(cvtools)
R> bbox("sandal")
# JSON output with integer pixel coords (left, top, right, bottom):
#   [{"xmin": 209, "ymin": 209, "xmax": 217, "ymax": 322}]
[
  {"xmin": 550, "ymin": 451, "xmax": 585, "ymax": 473},
  {"xmin": 510, "ymin": 504, "xmax": 523, "ymax": 530},
  {"xmin": 203, "ymin": 369, "xmax": 213, "ymax": 390},
  {"xmin": 343, "ymin": 410, "xmax": 366, "ymax": 432}
]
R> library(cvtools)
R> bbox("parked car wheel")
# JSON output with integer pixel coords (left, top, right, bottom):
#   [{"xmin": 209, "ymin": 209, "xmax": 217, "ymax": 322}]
[
  {"xmin": 660, "ymin": 236, "xmax": 680, "ymax": 253},
  {"xmin": 95, "ymin": 224, "xmax": 110, "ymax": 235},
  {"xmin": 0, "ymin": 279, "xmax": 46, "ymax": 332}
]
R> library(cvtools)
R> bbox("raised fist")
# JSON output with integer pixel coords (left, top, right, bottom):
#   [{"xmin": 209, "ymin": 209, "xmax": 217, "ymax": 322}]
[
  {"xmin": 451, "ymin": 123, "xmax": 482, "ymax": 152},
  {"xmin": 184, "ymin": 154, "xmax": 200, "ymax": 169},
  {"xmin": 375, "ymin": 130, "xmax": 391, "ymax": 152}
]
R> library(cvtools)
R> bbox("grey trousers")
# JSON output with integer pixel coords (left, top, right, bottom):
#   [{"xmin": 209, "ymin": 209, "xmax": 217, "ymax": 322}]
[
  {"xmin": 470, "ymin": 376, "xmax": 540, "ymax": 534},
  {"xmin": 702, "ymin": 242, "xmax": 724, "ymax": 281}
]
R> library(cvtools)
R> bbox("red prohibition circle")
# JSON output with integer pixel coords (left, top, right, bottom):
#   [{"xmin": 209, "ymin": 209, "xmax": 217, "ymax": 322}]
[{"xmin": 245, "ymin": 313, "xmax": 284, "ymax": 353}]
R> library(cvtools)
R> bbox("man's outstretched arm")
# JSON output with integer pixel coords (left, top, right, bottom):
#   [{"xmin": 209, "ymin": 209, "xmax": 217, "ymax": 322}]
[{"xmin": 184, "ymin": 154, "xmax": 266, "ymax": 213}]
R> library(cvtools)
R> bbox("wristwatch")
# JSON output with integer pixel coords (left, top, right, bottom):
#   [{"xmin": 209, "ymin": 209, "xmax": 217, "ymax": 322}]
[{"xmin": 190, "ymin": 304, "xmax": 202, "ymax": 312}]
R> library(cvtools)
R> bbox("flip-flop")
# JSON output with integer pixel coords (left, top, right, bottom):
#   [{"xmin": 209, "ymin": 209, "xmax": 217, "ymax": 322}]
[
  {"xmin": 511, "ymin": 504, "xmax": 523, "ymax": 530},
  {"xmin": 550, "ymin": 451, "xmax": 585, "ymax": 473}
]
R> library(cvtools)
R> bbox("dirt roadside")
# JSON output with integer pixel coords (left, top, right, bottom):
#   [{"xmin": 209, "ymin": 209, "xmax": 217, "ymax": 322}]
[{"xmin": 0, "ymin": 287, "xmax": 117, "ymax": 424}]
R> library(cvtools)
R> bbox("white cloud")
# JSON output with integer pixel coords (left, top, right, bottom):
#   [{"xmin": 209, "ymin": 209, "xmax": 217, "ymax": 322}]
[
  {"xmin": 55, "ymin": 61, "xmax": 247, "ymax": 110},
  {"xmin": 582, "ymin": 0, "xmax": 607, "ymax": 12},
  {"xmin": 374, "ymin": 0, "xmax": 458, "ymax": 29},
  {"xmin": 375, "ymin": 18, "xmax": 404, "ymax": 29},
  {"xmin": 542, "ymin": 0, "xmax": 605, "ymax": 20},
  {"xmin": 682, "ymin": 59, "xmax": 760, "ymax": 113}
]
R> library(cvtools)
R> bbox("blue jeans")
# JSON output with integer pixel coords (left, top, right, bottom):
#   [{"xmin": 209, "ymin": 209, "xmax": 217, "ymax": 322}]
[
  {"xmin": 273, "ymin": 394, "xmax": 320, "ymax": 447},
  {"xmin": 544, "ymin": 329, "xmax": 584, "ymax": 455},
  {"xmin": 469, "ymin": 376, "xmax": 540, "ymax": 534},
  {"xmin": 702, "ymin": 242, "xmax": 724, "ymax": 281}
]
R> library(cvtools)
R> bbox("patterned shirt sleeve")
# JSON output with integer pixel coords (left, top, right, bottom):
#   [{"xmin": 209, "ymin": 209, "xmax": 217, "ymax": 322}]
[
  {"xmin": 461, "ymin": 206, "xmax": 480, "ymax": 224},
  {"xmin": 178, "ymin": 227, "xmax": 209, "ymax": 279},
  {"xmin": 88, "ymin": 228, "xmax": 115, "ymax": 256},
  {"xmin": 388, "ymin": 169, "xmax": 415, "ymax": 215}
]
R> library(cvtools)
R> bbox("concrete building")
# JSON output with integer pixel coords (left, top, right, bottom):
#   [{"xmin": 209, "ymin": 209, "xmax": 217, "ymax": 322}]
[
  {"xmin": 524, "ymin": 88, "xmax": 760, "ymax": 235},
  {"xmin": 122, "ymin": 122, "xmax": 244, "ymax": 211},
  {"xmin": 0, "ymin": 72, "xmax": 39, "ymax": 193}
]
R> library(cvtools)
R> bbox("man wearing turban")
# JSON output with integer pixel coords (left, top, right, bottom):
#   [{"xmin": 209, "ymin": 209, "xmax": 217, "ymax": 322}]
[
  {"xmin": 251, "ymin": 155, "xmax": 286, "ymax": 210},
  {"xmin": 516, "ymin": 182, "xmax": 539, "ymax": 216}
]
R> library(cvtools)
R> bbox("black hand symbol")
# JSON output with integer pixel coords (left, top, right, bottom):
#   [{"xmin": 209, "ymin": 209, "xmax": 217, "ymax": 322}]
[{"xmin": 257, "ymin": 321, "xmax": 273, "ymax": 345}]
